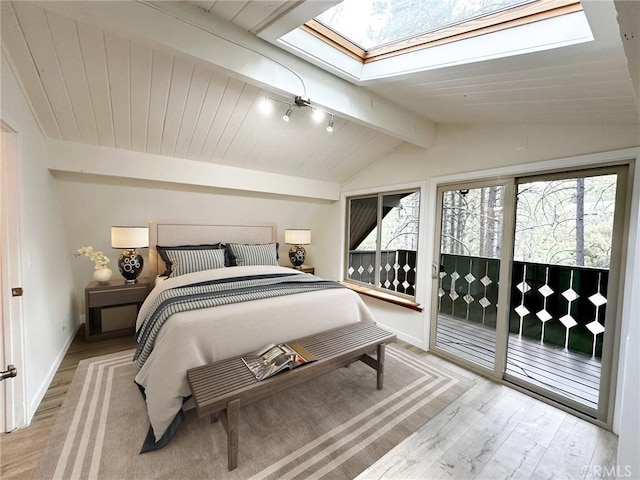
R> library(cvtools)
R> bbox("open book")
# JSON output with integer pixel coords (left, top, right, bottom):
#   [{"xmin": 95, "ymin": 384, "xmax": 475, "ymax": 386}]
[{"xmin": 242, "ymin": 342, "xmax": 316, "ymax": 381}]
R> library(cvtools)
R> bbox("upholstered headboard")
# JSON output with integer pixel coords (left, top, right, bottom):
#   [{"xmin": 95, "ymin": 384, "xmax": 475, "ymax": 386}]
[{"xmin": 148, "ymin": 219, "xmax": 277, "ymax": 279}]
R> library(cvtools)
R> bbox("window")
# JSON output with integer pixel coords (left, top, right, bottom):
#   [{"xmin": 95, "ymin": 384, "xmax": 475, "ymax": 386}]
[
  {"xmin": 345, "ymin": 189, "xmax": 420, "ymax": 300},
  {"xmin": 305, "ymin": 0, "xmax": 582, "ymax": 62}
]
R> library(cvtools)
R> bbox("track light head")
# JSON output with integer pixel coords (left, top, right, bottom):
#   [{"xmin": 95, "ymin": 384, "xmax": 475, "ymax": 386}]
[
  {"xmin": 283, "ymin": 106, "xmax": 293, "ymax": 122},
  {"xmin": 326, "ymin": 115, "xmax": 334, "ymax": 133}
]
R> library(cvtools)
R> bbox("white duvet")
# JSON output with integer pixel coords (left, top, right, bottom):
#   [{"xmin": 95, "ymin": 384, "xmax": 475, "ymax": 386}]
[{"xmin": 134, "ymin": 265, "xmax": 376, "ymax": 445}]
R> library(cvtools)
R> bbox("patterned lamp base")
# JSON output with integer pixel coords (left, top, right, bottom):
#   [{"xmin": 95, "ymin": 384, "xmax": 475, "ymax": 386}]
[
  {"xmin": 118, "ymin": 249, "xmax": 144, "ymax": 283},
  {"xmin": 289, "ymin": 245, "xmax": 306, "ymax": 269}
]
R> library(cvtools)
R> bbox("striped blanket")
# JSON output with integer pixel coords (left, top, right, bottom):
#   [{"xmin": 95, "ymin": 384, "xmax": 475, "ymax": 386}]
[{"xmin": 134, "ymin": 272, "xmax": 345, "ymax": 369}]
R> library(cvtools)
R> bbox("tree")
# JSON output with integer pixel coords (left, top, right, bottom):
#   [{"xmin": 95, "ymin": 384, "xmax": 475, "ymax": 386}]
[
  {"xmin": 438, "ymin": 174, "xmax": 616, "ymax": 269},
  {"xmin": 440, "ymin": 186, "xmax": 504, "ymax": 259},
  {"xmin": 513, "ymin": 175, "xmax": 616, "ymax": 268}
]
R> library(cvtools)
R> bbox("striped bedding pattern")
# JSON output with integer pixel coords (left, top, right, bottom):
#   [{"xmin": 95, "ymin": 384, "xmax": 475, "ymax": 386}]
[
  {"xmin": 161, "ymin": 247, "xmax": 226, "ymax": 277},
  {"xmin": 134, "ymin": 273, "xmax": 345, "ymax": 369},
  {"xmin": 226, "ymin": 243, "xmax": 278, "ymax": 266}
]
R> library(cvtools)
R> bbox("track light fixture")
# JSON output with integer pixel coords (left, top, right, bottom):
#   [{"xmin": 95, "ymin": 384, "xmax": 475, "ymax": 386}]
[
  {"xmin": 261, "ymin": 96, "xmax": 335, "ymax": 133},
  {"xmin": 326, "ymin": 115, "xmax": 334, "ymax": 133}
]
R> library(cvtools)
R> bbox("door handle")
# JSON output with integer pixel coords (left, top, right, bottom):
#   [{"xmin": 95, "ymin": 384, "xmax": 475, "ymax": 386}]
[{"xmin": 0, "ymin": 364, "xmax": 17, "ymax": 381}]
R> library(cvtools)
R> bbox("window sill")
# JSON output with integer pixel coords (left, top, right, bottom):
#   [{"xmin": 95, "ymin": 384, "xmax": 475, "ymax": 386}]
[{"xmin": 341, "ymin": 282, "xmax": 423, "ymax": 312}]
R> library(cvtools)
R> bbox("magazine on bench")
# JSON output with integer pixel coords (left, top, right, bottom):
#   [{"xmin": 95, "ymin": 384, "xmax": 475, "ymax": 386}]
[{"xmin": 242, "ymin": 342, "xmax": 316, "ymax": 381}]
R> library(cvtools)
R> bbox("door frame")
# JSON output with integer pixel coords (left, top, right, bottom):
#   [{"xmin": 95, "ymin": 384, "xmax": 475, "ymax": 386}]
[
  {"xmin": 426, "ymin": 148, "xmax": 637, "ymax": 430},
  {"xmin": 1, "ymin": 121, "xmax": 26, "ymax": 432}
]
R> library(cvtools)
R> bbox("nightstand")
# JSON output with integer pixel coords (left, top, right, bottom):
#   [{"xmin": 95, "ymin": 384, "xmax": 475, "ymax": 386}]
[{"xmin": 84, "ymin": 277, "xmax": 150, "ymax": 341}]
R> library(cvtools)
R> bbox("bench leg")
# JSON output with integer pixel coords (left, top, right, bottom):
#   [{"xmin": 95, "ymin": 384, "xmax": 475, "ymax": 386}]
[
  {"xmin": 225, "ymin": 399, "xmax": 240, "ymax": 471},
  {"xmin": 219, "ymin": 400, "xmax": 240, "ymax": 470},
  {"xmin": 377, "ymin": 343, "xmax": 386, "ymax": 390},
  {"xmin": 359, "ymin": 343, "xmax": 388, "ymax": 389}
]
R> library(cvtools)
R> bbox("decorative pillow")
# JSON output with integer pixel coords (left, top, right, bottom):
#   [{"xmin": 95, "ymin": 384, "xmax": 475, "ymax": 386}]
[
  {"xmin": 225, "ymin": 243, "xmax": 279, "ymax": 267},
  {"xmin": 157, "ymin": 244, "xmax": 225, "ymax": 277}
]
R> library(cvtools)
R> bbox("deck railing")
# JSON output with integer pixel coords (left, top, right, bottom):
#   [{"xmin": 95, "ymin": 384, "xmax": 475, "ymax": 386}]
[
  {"xmin": 347, "ymin": 249, "xmax": 417, "ymax": 297},
  {"xmin": 437, "ymin": 253, "xmax": 608, "ymax": 358}
]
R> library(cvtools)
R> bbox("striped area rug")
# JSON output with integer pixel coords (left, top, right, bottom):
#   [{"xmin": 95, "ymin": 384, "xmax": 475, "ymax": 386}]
[{"xmin": 35, "ymin": 344, "xmax": 473, "ymax": 480}]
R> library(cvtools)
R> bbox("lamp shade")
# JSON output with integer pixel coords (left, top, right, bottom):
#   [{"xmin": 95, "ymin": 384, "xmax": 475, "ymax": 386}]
[
  {"xmin": 285, "ymin": 229, "xmax": 311, "ymax": 245},
  {"xmin": 111, "ymin": 226, "xmax": 149, "ymax": 249}
]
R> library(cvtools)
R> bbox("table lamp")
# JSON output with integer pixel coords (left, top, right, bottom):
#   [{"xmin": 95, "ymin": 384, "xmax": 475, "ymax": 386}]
[
  {"xmin": 111, "ymin": 226, "xmax": 148, "ymax": 283},
  {"xmin": 284, "ymin": 229, "xmax": 311, "ymax": 269}
]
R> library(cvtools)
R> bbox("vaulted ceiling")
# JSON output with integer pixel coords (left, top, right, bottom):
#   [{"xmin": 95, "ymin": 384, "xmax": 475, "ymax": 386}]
[{"xmin": 1, "ymin": 0, "xmax": 638, "ymax": 185}]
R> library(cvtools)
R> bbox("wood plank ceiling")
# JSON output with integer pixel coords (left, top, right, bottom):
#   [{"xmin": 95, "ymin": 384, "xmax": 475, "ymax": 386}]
[
  {"xmin": 1, "ymin": 0, "xmax": 638, "ymax": 187},
  {"xmin": 1, "ymin": 1, "xmax": 404, "ymax": 184},
  {"xmin": 367, "ymin": 50, "xmax": 639, "ymax": 125}
]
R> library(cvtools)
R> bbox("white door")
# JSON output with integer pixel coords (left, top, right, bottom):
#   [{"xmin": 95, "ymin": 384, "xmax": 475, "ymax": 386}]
[{"xmin": 1, "ymin": 122, "xmax": 26, "ymax": 432}]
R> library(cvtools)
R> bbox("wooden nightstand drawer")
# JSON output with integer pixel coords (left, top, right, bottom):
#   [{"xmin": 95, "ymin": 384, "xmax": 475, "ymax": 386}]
[{"xmin": 88, "ymin": 285, "xmax": 148, "ymax": 308}]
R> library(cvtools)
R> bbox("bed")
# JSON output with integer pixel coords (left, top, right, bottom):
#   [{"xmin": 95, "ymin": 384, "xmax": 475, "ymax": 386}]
[{"xmin": 134, "ymin": 219, "xmax": 376, "ymax": 452}]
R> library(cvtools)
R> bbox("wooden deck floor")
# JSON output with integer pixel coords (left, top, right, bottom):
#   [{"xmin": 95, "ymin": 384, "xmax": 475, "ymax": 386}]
[{"xmin": 435, "ymin": 315, "xmax": 601, "ymax": 409}]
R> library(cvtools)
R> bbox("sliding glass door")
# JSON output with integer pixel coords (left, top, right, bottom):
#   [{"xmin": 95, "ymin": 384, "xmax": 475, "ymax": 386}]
[
  {"xmin": 431, "ymin": 166, "xmax": 628, "ymax": 423},
  {"xmin": 505, "ymin": 167, "xmax": 627, "ymax": 420},
  {"xmin": 431, "ymin": 181, "xmax": 512, "ymax": 374}
]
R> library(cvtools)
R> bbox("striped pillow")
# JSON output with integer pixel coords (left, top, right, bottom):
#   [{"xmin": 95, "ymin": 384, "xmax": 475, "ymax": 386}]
[
  {"xmin": 157, "ymin": 244, "xmax": 226, "ymax": 277},
  {"xmin": 225, "ymin": 243, "xmax": 279, "ymax": 267}
]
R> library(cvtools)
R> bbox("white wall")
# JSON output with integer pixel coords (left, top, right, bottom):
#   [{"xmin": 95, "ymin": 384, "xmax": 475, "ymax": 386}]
[
  {"xmin": 1, "ymin": 52, "xmax": 77, "ymax": 423},
  {"xmin": 345, "ymin": 123, "xmax": 640, "ymax": 192},
  {"xmin": 51, "ymin": 172, "xmax": 336, "ymax": 316}
]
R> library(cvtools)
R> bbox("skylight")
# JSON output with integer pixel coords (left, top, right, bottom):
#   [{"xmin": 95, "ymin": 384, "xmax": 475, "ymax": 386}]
[
  {"xmin": 315, "ymin": 0, "xmax": 536, "ymax": 51},
  {"xmin": 304, "ymin": 0, "xmax": 583, "ymax": 62},
  {"xmin": 275, "ymin": 0, "xmax": 591, "ymax": 82}
]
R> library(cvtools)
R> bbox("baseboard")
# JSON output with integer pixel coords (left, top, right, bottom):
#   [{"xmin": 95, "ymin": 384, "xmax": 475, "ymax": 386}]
[
  {"xmin": 377, "ymin": 323, "xmax": 426, "ymax": 350},
  {"xmin": 27, "ymin": 321, "xmax": 81, "ymax": 423}
]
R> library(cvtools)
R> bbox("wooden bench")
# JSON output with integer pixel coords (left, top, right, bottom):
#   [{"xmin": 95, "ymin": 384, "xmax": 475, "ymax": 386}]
[{"xmin": 186, "ymin": 321, "xmax": 396, "ymax": 470}]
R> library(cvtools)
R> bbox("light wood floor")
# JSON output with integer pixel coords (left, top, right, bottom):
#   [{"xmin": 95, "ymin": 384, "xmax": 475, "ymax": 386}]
[
  {"xmin": 1, "ymin": 332, "xmax": 618, "ymax": 480},
  {"xmin": 0, "ymin": 329, "xmax": 136, "ymax": 479},
  {"xmin": 359, "ymin": 343, "xmax": 619, "ymax": 480}
]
